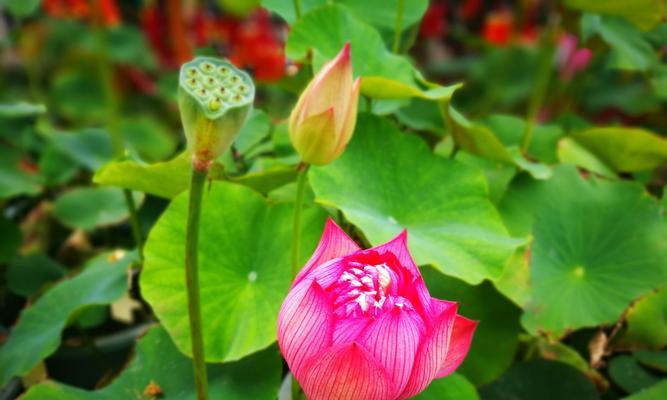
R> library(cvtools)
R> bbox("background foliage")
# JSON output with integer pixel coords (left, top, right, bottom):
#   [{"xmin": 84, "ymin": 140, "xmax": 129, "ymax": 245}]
[{"xmin": 0, "ymin": 0, "xmax": 666, "ymax": 399}]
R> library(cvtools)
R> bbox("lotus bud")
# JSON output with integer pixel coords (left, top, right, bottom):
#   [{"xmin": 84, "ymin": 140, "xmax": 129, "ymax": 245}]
[
  {"xmin": 278, "ymin": 219, "xmax": 477, "ymax": 400},
  {"xmin": 178, "ymin": 57, "xmax": 254, "ymax": 168},
  {"xmin": 289, "ymin": 43, "xmax": 361, "ymax": 166}
]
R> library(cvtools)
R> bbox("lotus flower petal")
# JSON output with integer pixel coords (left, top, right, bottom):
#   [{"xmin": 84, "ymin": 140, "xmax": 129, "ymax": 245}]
[
  {"xmin": 357, "ymin": 307, "xmax": 425, "ymax": 398},
  {"xmin": 294, "ymin": 218, "xmax": 360, "ymax": 287},
  {"xmin": 435, "ymin": 315, "xmax": 478, "ymax": 378},
  {"xmin": 301, "ymin": 342, "xmax": 392, "ymax": 400},
  {"xmin": 277, "ymin": 279, "xmax": 333, "ymax": 382},
  {"xmin": 398, "ymin": 302, "xmax": 458, "ymax": 399}
]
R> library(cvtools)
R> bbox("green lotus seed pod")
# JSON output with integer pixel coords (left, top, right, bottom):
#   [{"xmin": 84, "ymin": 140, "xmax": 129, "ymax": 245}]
[{"xmin": 178, "ymin": 57, "xmax": 255, "ymax": 162}]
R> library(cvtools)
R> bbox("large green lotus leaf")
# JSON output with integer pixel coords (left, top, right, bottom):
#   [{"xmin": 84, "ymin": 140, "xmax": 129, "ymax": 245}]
[
  {"xmin": 53, "ymin": 187, "xmax": 144, "ymax": 231},
  {"xmin": 581, "ymin": 15, "xmax": 658, "ymax": 71},
  {"xmin": 310, "ymin": 114, "xmax": 520, "ymax": 284},
  {"xmin": 286, "ymin": 4, "xmax": 459, "ymax": 100},
  {"xmin": 493, "ymin": 247, "xmax": 531, "ymax": 307},
  {"xmin": 141, "ymin": 182, "xmax": 326, "ymax": 362},
  {"xmin": 262, "ymin": 0, "xmax": 326, "ymax": 24},
  {"xmin": 22, "ymin": 326, "xmax": 281, "ymax": 400},
  {"xmin": 423, "ymin": 267, "xmax": 521, "ymax": 385},
  {"xmin": 479, "ymin": 360, "xmax": 599, "ymax": 400},
  {"xmin": 94, "ymin": 152, "xmax": 191, "ymax": 199},
  {"xmin": 609, "ymin": 355, "xmax": 661, "ymax": 394},
  {"xmin": 453, "ymin": 152, "xmax": 517, "ymax": 205},
  {"xmin": 571, "ymin": 127, "xmax": 667, "ymax": 172},
  {"xmin": 519, "ymin": 166, "xmax": 667, "ymax": 334},
  {"xmin": 566, "ymin": 0, "xmax": 664, "ymax": 31},
  {"xmin": 616, "ymin": 287, "xmax": 667, "ymax": 349},
  {"xmin": 338, "ymin": 0, "xmax": 428, "ymax": 32},
  {"xmin": 415, "ymin": 373, "xmax": 479, "ymax": 400},
  {"xmin": 263, "ymin": 0, "xmax": 427, "ymax": 33},
  {"xmin": 7, "ymin": 254, "xmax": 67, "ymax": 298},
  {"xmin": 624, "ymin": 380, "xmax": 667, "ymax": 400},
  {"xmin": 0, "ymin": 251, "xmax": 136, "ymax": 387},
  {"xmin": 118, "ymin": 116, "xmax": 177, "ymax": 163}
]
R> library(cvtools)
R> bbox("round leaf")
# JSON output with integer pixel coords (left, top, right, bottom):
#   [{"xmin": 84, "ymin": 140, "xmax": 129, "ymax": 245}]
[
  {"xmin": 310, "ymin": 114, "xmax": 520, "ymax": 284},
  {"xmin": 53, "ymin": 187, "xmax": 144, "ymax": 231},
  {"xmin": 518, "ymin": 166, "xmax": 667, "ymax": 334},
  {"xmin": 141, "ymin": 182, "xmax": 326, "ymax": 362}
]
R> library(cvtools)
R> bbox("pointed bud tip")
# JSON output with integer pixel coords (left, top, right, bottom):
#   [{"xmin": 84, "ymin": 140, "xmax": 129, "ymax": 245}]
[{"xmin": 336, "ymin": 42, "xmax": 352, "ymax": 64}]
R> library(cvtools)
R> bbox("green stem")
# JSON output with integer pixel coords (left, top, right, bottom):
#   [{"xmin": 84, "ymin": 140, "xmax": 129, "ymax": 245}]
[
  {"xmin": 91, "ymin": 2, "xmax": 143, "ymax": 255},
  {"xmin": 521, "ymin": 26, "xmax": 556, "ymax": 152},
  {"xmin": 291, "ymin": 163, "xmax": 310, "ymax": 279},
  {"xmin": 123, "ymin": 190, "xmax": 143, "ymax": 258},
  {"xmin": 392, "ymin": 0, "xmax": 405, "ymax": 53},
  {"xmin": 294, "ymin": 0, "xmax": 302, "ymax": 20},
  {"xmin": 185, "ymin": 165, "xmax": 209, "ymax": 400}
]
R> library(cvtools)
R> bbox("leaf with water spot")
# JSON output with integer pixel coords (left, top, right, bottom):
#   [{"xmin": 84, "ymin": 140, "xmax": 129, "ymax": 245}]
[
  {"xmin": 141, "ymin": 182, "xmax": 327, "ymax": 362},
  {"xmin": 501, "ymin": 166, "xmax": 667, "ymax": 335}
]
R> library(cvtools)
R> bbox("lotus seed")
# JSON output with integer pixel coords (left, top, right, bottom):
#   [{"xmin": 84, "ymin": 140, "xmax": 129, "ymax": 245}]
[
  {"xmin": 201, "ymin": 62, "xmax": 214, "ymax": 73},
  {"xmin": 208, "ymin": 98, "xmax": 222, "ymax": 112}
]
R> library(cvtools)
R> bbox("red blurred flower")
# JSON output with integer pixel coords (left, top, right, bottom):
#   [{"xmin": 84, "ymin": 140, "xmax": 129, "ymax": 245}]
[
  {"xmin": 483, "ymin": 11, "xmax": 513, "ymax": 46},
  {"xmin": 43, "ymin": 0, "xmax": 119, "ymax": 27},
  {"xmin": 419, "ymin": 2, "xmax": 447, "ymax": 38},
  {"xmin": 460, "ymin": 0, "xmax": 482, "ymax": 21},
  {"xmin": 229, "ymin": 9, "xmax": 285, "ymax": 82}
]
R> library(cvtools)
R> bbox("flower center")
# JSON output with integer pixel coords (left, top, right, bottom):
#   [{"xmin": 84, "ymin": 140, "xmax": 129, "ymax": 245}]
[{"xmin": 331, "ymin": 261, "xmax": 408, "ymax": 318}]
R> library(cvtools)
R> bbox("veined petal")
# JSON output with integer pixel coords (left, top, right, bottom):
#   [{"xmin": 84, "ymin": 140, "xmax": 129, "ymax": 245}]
[
  {"xmin": 369, "ymin": 230, "xmax": 419, "ymax": 277},
  {"xmin": 369, "ymin": 231, "xmax": 436, "ymax": 323},
  {"xmin": 435, "ymin": 315, "xmax": 477, "ymax": 378},
  {"xmin": 336, "ymin": 77, "xmax": 361, "ymax": 153},
  {"xmin": 289, "ymin": 107, "xmax": 338, "ymax": 166},
  {"xmin": 333, "ymin": 316, "xmax": 370, "ymax": 345},
  {"xmin": 301, "ymin": 342, "xmax": 392, "ymax": 400},
  {"xmin": 357, "ymin": 307, "xmax": 425, "ymax": 398},
  {"xmin": 294, "ymin": 218, "xmax": 360, "ymax": 287},
  {"xmin": 277, "ymin": 279, "xmax": 333, "ymax": 383},
  {"xmin": 398, "ymin": 302, "xmax": 458, "ymax": 399},
  {"xmin": 302, "ymin": 43, "xmax": 353, "ymax": 131}
]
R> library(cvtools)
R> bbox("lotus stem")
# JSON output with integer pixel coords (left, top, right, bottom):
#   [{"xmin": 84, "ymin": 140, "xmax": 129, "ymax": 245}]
[
  {"xmin": 291, "ymin": 163, "xmax": 310, "ymax": 279},
  {"xmin": 185, "ymin": 161, "xmax": 209, "ymax": 400},
  {"xmin": 392, "ymin": 0, "xmax": 405, "ymax": 53},
  {"xmin": 92, "ymin": 0, "xmax": 143, "ymax": 257},
  {"xmin": 294, "ymin": 0, "xmax": 302, "ymax": 19}
]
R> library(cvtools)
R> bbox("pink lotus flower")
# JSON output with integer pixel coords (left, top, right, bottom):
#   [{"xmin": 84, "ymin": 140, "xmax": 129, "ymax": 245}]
[
  {"xmin": 557, "ymin": 34, "xmax": 592, "ymax": 81},
  {"xmin": 277, "ymin": 219, "xmax": 477, "ymax": 400}
]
